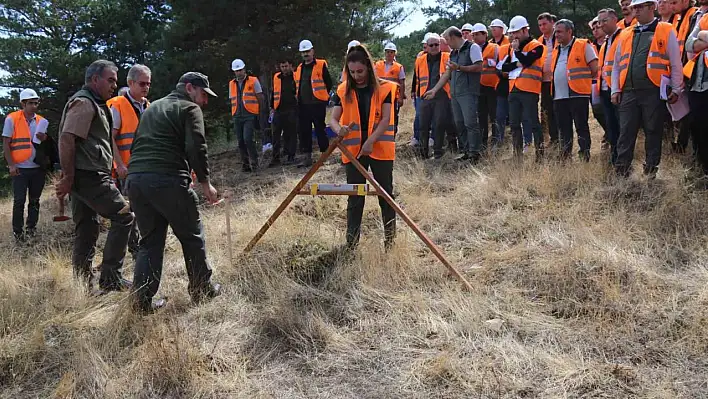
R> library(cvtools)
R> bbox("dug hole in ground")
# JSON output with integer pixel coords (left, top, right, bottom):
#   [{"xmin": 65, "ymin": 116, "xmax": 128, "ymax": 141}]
[{"xmin": 1, "ymin": 97, "xmax": 707, "ymax": 398}]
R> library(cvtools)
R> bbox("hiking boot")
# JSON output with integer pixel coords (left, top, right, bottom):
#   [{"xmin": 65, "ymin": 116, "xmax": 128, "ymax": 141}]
[
  {"xmin": 242, "ymin": 163, "xmax": 253, "ymax": 173},
  {"xmin": 13, "ymin": 231, "xmax": 25, "ymax": 243},
  {"xmin": 191, "ymin": 282, "xmax": 222, "ymax": 304}
]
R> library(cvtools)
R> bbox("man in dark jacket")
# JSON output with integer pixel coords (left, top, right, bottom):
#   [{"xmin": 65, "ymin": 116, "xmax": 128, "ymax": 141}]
[{"xmin": 126, "ymin": 72, "xmax": 221, "ymax": 313}]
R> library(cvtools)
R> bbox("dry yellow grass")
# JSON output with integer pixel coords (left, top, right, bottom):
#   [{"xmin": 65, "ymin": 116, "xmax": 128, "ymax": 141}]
[{"xmin": 2, "ymin": 102, "xmax": 708, "ymax": 398}]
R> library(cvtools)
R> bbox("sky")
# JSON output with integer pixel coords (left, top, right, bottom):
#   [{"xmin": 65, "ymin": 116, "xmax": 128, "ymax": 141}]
[{"xmin": 392, "ymin": 0, "xmax": 438, "ymax": 37}]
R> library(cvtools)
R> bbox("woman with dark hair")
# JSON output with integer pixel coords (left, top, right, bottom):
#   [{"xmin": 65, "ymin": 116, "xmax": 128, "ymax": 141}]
[{"xmin": 330, "ymin": 45, "xmax": 397, "ymax": 249}]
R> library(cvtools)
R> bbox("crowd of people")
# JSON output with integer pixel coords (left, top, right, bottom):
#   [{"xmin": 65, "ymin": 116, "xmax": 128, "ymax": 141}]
[{"xmin": 4, "ymin": 0, "xmax": 708, "ymax": 312}]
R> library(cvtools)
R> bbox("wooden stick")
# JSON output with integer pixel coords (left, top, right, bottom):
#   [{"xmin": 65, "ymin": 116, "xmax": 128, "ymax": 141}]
[
  {"xmin": 336, "ymin": 143, "xmax": 473, "ymax": 291},
  {"xmin": 243, "ymin": 136, "xmax": 344, "ymax": 252}
]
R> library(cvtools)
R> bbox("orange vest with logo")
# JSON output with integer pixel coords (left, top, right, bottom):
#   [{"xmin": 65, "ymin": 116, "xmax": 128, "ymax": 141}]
[
  {"xmin": 481, "ymin": 43, "xmax": 500, "ymax": 88},
  {"xmin": 107, "ymin": 95, "xmax": 147, "ymax": 168},
  {"xmin": 617, "ymin": 22, "xmax": 673, "ymax": 89},
  {"xmin": 618, "ymin": 17, "xmax": 637, "ymax": 29},
  {"xmin": 510, "ymin": 39, "xmax": 545, "ymax": 94},
  {"xmin": 7, "ymin": 110, "xmax": 43, "ymax": 164},
  {"xmin": 294, "ymin": 59, "xmax": 330, "ymax": 101},
  {"xmin": 336, "ymin": 80, "xmax": 395, "ymax": 164},
  {"xmin": 415, "ymin": 52, "xmax": 451, "ymax": 97},
  {"xmin": 683, "ymin": 13, "xmax": 708, "ymax": 78},
  {"xmin": 374, "ymin": 60, "xmax": 403, "ymax": 100},
  {"xmin": 551, "ymin": 38, "xmax": 594, "ymax": 95},
  {"xmin": 229, "ymin": 76, "xmax": 260, "ymax": 115},
  {"xmin": 673, "ymin": 7, "xmax": 698, "ymax": 56}
]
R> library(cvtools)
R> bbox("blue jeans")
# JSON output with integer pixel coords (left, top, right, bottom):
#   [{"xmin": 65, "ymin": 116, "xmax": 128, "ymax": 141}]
[
  {"xmin": 600, "ymin": 90, "xmax": 620, "ymax": 164},
  {"xmin": 495, "ymin": 96, "xmax": 509, "ymax": 144},
  {"xmin": 450, "ymin": 94, "xmax": 481, "ymax": 155},
  {"xmin": 508, "ymin": 91, "xmax": 543, "ymax": 155}
]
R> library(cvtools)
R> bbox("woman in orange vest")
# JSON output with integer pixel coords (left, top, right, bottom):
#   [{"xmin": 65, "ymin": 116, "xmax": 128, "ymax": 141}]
[{"xmin": 330, "ymin": 44, "xmax": 396, "ymax": 249}]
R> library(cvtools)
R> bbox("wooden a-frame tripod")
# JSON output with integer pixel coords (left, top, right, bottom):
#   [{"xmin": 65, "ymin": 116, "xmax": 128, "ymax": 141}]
[{"xmin": 243, "ymin": 136, "xmax": 473, "ymax": 291}]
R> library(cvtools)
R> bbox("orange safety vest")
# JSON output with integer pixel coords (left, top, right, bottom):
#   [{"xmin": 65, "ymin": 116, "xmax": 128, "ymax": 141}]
[
  {"xmin": 491, "ymin": 36, "xmax": 510, "ymax": 46},
  {"xmin": 7, "ymin": 110, "xmax": 43, "ymax": 164},
  {"xmin": 683, "ymin": 13, "xmax": 708, "ymax": 78},
  {"xmin": 617, "ymin": 22, "xmax": 673, "ymax": 89},
  {"xmin": 618, "ymin": 17, "xmax": 637, "ymax": 29},
  {"xmin": 598, "ymin": 30, "xmax": 623, "ymax": 88},
  {"xmin": 550, "ymin": 38, "xmax": 594, "ymax": 95},
  {"xmin": 481, "ymin": 43, "xmax": 500, "ymax": 88},
  {"xmin": 229, "ymin": 76, "xmax": 260, "ymax": 115},
  {"xmin": 107, "ymin": 95, "xmax": 147, "ymax": 168},
  {"xmin": 374, "ymin": 60, "xmax": 403, "ymax": 100},
  {"xmin": 336, "ymin": 80, "xmax": 395, "ymax": 164},
  {"xmin": 673, "ymin": 7, "xmax": 698, "ymax": 56},
  {"xmin": 272, "ymin": 72, "xmax": 296, "ymax": 110},
  {"xmin": 294, "ymin": 59, "xmax": 330, "ymax": 102},
  {"xmin": 510, "ymin": 39, "xmax": 545, "ymax": 94},
  {"xmin": 414, "ymin": 52, "xmax": 451, "ymax": 97}
]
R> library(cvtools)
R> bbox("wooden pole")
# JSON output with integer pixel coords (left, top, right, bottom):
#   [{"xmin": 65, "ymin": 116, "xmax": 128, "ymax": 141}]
[
  {"xmin": 243, "ymin": 136, "xmax": 344, "ymax": 252},
  {"xmin": 336, "ymin": 143, "xmax": 473, "ymax": 291}
]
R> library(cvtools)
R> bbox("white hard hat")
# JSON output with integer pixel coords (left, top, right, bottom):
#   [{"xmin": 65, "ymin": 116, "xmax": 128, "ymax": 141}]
[
  {"xmin": 461, "ymin": 23, "xmax": 474, "ymax": 32},
  {"xmin": 231, "ymin": 58, "xmax": 245, "ymax": 71},
  {"xmin": 507, "ymin": 16, "xmax": 529, "ymax": 33},
  {"xmin": 630, "ymin": 0, "xmax": 656, "ymax": 6},
  {"xmin": 422, "ymin": 32, "xmax": 433, "ymax": 44},
  {"xmin": 472, "ymin": 23, "xmax": 488, "ymax": 33},
  {"xmin": 19, "ymin": 88, "xmax": 39, "ymax": 101},
  {"xmin": 589, "ymin": 16, "xmax": 599, "ymax": 29},
  {"xmin": 299, "ymin": 39, "xmax": 314, "ymax": 52},
  {"xmin": 426, "ymin": 33, "xmax": 441, "ymax": 43},
  {"xmin": 384, "ymin": 42, "xmax": 397, "ymax": 52},
  {"xmin": 489, "ymin": 18, "xmax": 508, "ymax": 34},
  {"xmin": 347, "ymin": 40, "xmax": 361, "ymax": 50}
]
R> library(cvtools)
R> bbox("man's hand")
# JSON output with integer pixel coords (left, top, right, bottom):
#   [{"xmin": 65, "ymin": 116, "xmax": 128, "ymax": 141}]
[
  {"xmin": 667, "ymin": 92, "xmax": 679, "ymax": 104},
  {"xmin": 55, "ymin": 172, "xmax": 72, "ymax": 199},
  {"xmin": 512, "ymin": 39, "xmax": 520, "ymax": 51},
  {"xmin": 36, "ymin": 132, "xmax": 47, "ymax": 142},
  {"xmin": 201, "ymin": 181, "xmax": 219, "ymax": 204},
  {"xmin": 115, "ymin": 164, "xmax": 128, "ymax": 179},
  {"xmin": 447, "ymin": 61, "xmax": 460, "ymax": 71},
  {"xmin": 8, "ymin": 165, "xmax": 19, "ymax": 177},
  {"xmin": 359, "ymin": 139, "xmax": 374, "ymax": 158},
  {"xmin": 423, "ymin": 89, "xmax": 437, "ymax": 100},
  {"xmin": 611, "ymin": 93, "xmax": 622, "ymax": 105}
]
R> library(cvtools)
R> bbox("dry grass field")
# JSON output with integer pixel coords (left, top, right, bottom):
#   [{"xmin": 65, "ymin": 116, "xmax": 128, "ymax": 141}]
[{"xmin": 1, "ymin": 101, "xmax": 708, "ymax": 398}]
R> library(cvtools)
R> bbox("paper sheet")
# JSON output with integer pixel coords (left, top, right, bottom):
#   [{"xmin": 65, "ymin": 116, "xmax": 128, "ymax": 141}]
[
  {"xmin": 660, "ymin": 75, "xmax": 671, "ymax": 101},
  {"xmin": 666, "ymin": 92, "xmax": 690, "ymax": 121}
]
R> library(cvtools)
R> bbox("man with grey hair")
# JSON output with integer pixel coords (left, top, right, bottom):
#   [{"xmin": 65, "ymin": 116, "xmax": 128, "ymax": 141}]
[
  {"xmin": 127, "ymin": 72, "xmax": 221, "ymax": 313},
  {"xmin": 424, "ymin": 26, "xmax": 484, "ymax": 162},
  {"xmin": 56, "ymin": 59, "xmax": 135, "ymax": 294},
  {"xmin": 550, "ymin": 19, "xmax": 599, "ymax": 161},
  {"xmin": 107, "ymin": 63, "xmax": 151, "ymax": 261}
]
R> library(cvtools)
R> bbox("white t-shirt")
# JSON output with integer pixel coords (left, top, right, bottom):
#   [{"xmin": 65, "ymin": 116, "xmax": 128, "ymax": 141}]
[
  {"xmin": 469, "ymin": 42, "xmax": 484, "ymax": 64},
  {"xmin": 2, "ymin": 113, "xmax": 48, "ymax": 168}
]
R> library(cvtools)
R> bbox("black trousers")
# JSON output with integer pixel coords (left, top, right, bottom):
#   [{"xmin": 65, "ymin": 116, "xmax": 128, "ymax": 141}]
[
  {"xmin": 419, "ymin": 94, "xmax": 452, "ymax": 157},
  {"xmin": 478, "ymin": 86, "xmax": 498, "ymax": 151},
  {"xmin": 689, "ymin": 90, "xmax": 708, "ymax": 174},
  {"xmin": 541, "ymin": 82, "xmax": 559, "ymax": 143},
  {"xmin": 345, "ymin": 157, "xmax": 395, "ymax": 248},
  {"xmin": 616, "ymin": 88, "xmax": 665, "ymax": 175},
  {"xmin": 12, "ymin": 167, "xmax": 45, "ymax": 235},
  {"xmin": 71, "ymin": 170, "xmax": 133, "ymax": 289},
  {"xmin": 272, "ymin": 107, "xmax": 298, "ymax": 158},
  {"xmin": 298, "ymin": 102, "xmax": 329, "ymax": 154},
  {"xmin": 116, "ymin": 178, "xmax": 140, "ymax": 258},
  {"xmin": 127, "ymin": 173, "xmax": 213, "ymax": 307},
  {"xmin": 554, "ymin": 97, "xmax": 591, "ymax": 160}
]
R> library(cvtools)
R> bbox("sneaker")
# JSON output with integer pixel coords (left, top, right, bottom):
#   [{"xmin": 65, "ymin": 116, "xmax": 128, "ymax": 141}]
[
  {"xmin": 410, "ymin": 137, "xmax": 420, "ymax": 146},
  {"xmin": 262, "ymin": 143, "xmax": 273, "ymax": 153},
  {"xmin": 523, "ymin": 143, "xmax": 530, "ymax": 154}
]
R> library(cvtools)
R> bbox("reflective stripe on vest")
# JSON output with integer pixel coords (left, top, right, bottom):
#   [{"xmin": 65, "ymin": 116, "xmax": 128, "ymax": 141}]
[
  {"xmin": 107, "ymin": 95, "xmax": 146, "ymax": 167},
  {"xmin": 481, "ymin": 43, "xmax": 500, "ymax": 89},
  {"xmin": 675, "ymin": 7, "xmax": 698, "ymax": 56},
  {"xmin": 550, "ymin": 38, "xmax": 593, "ymax": 95},
  {"xmin": 336, "ymin": 80, "xmax": 395, "ymax": 163},
  {"xmin": 599, "ymin": 32, "xmax": 623, "ymax": 88},
  {"xmin": 229, "ymin": 76, "xmax": 261, "ymax": 115},
  {"xmin": 683, "ymin": 13, "xmax": 708, "ymax": 78},
  {"xmin": 510, "ymin": 40, "xmax": 545, "ymax": 94},
  {"xmin": 7, "ymin": 110, "xmax": 41, "ymax": 164},
  {"xmin": 618, "ymin": 22, "xmax": 673, "ymax": 89},
  {"xmin": 294, "ymin": 59, "xmax": 330, "ymax": 101},
  {"xmin": 415, "ymin": 52, "xmax": 450, "ymax": 97}
]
